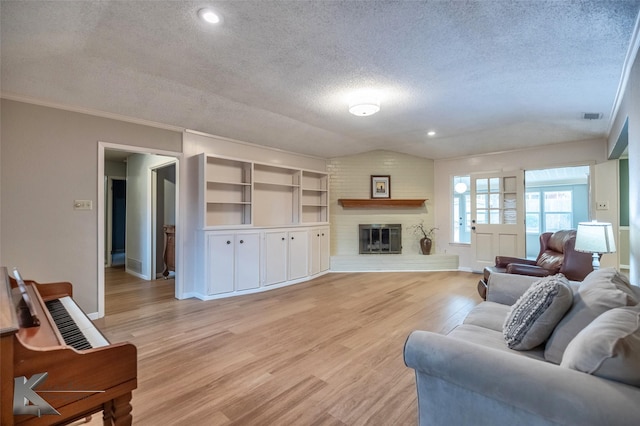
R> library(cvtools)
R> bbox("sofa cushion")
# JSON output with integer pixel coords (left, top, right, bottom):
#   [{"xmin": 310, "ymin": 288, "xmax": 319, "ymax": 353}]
[
  {"xmin": 503, "ymin": 274, "xmax": 573, "ymax": 350},
  {"xmin": 463, "ymin": 301, "xmax": 511, "ymax": 332},
  {"xmin": 544, "ymin": 268, "xmax": 638, "ymax": 364},
  {"xmin": 448, "ymin": 324, "xmax": 545, "ymax": 360},
  {"xmin": 560, "ymin": 305, "xmax": 640, "ymax": 386}
]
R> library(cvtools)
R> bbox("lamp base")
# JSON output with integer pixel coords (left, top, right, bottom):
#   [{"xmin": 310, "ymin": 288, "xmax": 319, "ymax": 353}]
[{"xmin": 592, "ymin": 252, "xmax": 601, "ymax": 270}]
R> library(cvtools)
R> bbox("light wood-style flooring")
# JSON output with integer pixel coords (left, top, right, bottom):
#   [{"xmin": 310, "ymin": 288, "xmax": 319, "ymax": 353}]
[{"xmin": 90, "ymin": 268, "xmax": 481, "ymax": 425}]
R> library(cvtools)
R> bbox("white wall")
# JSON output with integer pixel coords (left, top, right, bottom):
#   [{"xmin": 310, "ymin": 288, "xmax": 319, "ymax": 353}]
[
  {"xmin": 125, "ymin": 153, "xmax": 176, "ymax": 280},
  {"xmin": 609, "ymin": 46, "xmax": 640, "ymax": 284},
  {"xmin": 434, "ymin": 139, "xmax": 611, "ymax": 271},
  {"xmin": 593, "ymin": 160, "xmax": 620, "ymax": 269},
  {"xmin": 327, "ymin": 150, "xmax": 435, "ymax": 256},
  {"xmin": 630, "ymin": 57, "xmax": 640, "ymax": 284},
  {"xmin": 0, "ymin": 100, "xmax": 181, "ymax": 313}
]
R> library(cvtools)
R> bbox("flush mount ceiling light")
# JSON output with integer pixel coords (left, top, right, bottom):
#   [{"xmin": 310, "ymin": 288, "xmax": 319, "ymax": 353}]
[
  {"xmin": 427, "ymin": 130, "xmax": 436, "ymax": 137},
  {"xmin": 348, "ymin": 98, "xmax": 380, "ymax": 116},
  {"xmin": 198, "ymin": 8, "xmax": 221, "ymax": 24}
]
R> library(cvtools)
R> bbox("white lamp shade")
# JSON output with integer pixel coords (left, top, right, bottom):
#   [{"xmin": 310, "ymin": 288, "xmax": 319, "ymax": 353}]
[{"xmin": 575, "ymin": 221, "xmax": 616, "ymax": 254}]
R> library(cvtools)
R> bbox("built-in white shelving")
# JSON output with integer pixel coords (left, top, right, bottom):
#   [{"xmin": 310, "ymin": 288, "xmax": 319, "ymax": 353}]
[{"xmin": 199, "ymin": 153, "xmax": 329, "ymax": 228}]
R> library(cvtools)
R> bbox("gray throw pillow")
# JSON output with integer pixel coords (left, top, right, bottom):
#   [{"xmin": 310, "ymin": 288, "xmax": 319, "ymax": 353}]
[
  {"xmin": 544, "ymin": 268, "xmax": 638, "ymax": 364},
  {"xmin": 503, "ymin": 274, "xmax": 573, "ymax": 350},
  {"xmin": 560, "ymin": 305, "xmax": 640, "ymax": 386}
]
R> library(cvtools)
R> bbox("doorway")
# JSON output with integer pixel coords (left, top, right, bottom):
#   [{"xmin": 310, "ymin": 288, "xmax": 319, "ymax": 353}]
[
  {"xmin": 98, "ymin": 142, "xmax": 181, "ymax": 318},
  {"xmin": 470, "ymin": 171, "xmax": 525, "ymax": 272},
  {"xmin": 152, "ymin": 163, "xmax": 176, "ymax": 278},
  {"xmin": 110, "ymin": 178, "xmax": 126, "ymax": 266},
  {"xmin": 524, "ymin": 165, "xmax": 590, "ymax": 259}
]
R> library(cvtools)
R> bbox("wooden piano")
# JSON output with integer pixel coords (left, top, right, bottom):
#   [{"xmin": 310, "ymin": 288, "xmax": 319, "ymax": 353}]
[{"xmin": 0, "ymin": 267, "xmax": 137, "ymax": 425}]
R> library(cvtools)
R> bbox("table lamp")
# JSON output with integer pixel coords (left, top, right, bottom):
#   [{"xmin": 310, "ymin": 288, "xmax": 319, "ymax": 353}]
[{"xmin": 575, "ymin": 221, "xmax": 616, "ymax": 270}]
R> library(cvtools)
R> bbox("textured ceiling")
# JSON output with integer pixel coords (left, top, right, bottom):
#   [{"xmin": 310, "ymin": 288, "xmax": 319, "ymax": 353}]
[{"xmin": 1, "ymin": 1, "xmax": 639, "ymax": 159}]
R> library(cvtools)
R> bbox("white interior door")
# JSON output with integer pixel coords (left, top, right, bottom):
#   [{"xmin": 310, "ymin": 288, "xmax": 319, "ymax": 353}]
[{"xmin": 471, "ymin": 171, "xmax": 525, "ymax": 272}]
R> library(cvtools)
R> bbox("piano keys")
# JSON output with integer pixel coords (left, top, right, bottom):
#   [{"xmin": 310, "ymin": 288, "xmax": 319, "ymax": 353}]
[
  {"xmin": 0, "ymin": 267, "xmax": 137, "ymax": 426},
  {"xmin": 45, "ymin": 297, "xmax": 109, "ymax": 350}
]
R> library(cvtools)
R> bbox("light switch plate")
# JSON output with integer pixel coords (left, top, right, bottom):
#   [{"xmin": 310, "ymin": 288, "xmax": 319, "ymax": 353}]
[{"xmin": 74, "ymin": 200, "xmax": 92, "ymax": 210}]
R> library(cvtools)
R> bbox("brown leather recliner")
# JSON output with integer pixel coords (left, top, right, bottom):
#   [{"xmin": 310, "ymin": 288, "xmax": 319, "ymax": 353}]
[{"xmin": 477, "ymin": 230, "xmax": 596, "ymax": 299}]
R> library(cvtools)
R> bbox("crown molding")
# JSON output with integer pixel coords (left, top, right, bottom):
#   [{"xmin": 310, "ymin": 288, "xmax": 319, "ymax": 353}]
[
  {"xmin": 0, "ymin": 92, "xmax": 184, "ymax": 133},
  {"xmin": 608, "ymin": 11, "xmax": 640, "ymax": 134}
]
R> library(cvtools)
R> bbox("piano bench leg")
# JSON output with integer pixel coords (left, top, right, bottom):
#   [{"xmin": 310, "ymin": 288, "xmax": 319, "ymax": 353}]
[{"xmin": 103, "ymin": 393, "xmax": 133, "ymax": 426}]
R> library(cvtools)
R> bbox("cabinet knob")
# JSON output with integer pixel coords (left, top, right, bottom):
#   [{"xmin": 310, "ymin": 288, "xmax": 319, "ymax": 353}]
[
  {"xmin": 240, "ymin": 240, "xmax": 244, "ymax": 244},
  {"xmin": 322, "ymin": 233, "xmax": 325, "ymax": 236},
  {"xmin": 281, "ymin": 237, "xmax": 285, "ymax": 241},
  {"xmin": 291, "ymin": 236, "xmax": 294, "ymax": 240},
  {"xmin": 226, "ymin": 240, "xmax": 231, "ymax": 244}
]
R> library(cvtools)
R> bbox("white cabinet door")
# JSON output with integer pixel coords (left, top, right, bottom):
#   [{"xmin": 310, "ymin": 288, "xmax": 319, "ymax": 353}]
[
  {"xmin": 264, "ymin": 231, "xmax": 288, "ymax": 285},
  {"xmin": 288, "ymin": 230, "xmax": 309, "ymax": 280},
  {"xmin": 310, "ymin": 227, "xmax": 330, "ymax": 275},
  {"xmin": 309, "ymin": 229, "xmax": 321, "ymax": 276},
  {"xmin": 235, "ymin": 232, "xmax": 260, "ymax": 291},
  {"xmin": 206, "ymin": 233, "xmax": 235, "ymax": 295},
  {"xmin": 319, "ymin": 227, "xmax": 330, "ymax": 272}
]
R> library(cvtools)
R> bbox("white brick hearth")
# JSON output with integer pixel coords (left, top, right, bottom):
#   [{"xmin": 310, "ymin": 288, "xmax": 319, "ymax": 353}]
[{"xmin": 330, "ymin": 254, "xmax": 459, "ymax": 272}]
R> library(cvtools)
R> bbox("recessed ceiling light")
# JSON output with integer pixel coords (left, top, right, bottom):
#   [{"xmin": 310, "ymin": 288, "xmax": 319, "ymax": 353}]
[
  {"xmin": 198, "ymin": 8, "xmax": 221, "ymax": 24},
  {"xmin": 427, "ymin": 131, "xmax": 436, "ymax": 137}
]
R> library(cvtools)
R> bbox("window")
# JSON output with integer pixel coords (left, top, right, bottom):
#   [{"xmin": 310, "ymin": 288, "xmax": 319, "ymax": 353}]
[
  {"xmin": 525, "ymin": 192, "xmax": 541, "ymax": 233},
  {"xmin": 543, "ymin": 190, "xmax": 573, "ymax": 231},
  {"xmin": 452, "ymin": 176, "xmax": 470, "ymax": 243},
  {"xmin": 524, "ymin": 165, "xmax": 589, "ymax": 258},
  {"xmin": 525, "ymin": 190, "xmax": 573, "ymax": 233}
]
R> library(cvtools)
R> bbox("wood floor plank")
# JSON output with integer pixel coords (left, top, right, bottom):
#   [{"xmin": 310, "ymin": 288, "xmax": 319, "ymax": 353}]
[{"xmin": 84, "ymin": 267, "xmax": 480, "ymax": 425}]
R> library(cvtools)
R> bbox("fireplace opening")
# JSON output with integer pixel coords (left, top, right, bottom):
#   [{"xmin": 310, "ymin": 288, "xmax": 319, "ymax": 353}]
[{"xmin": 359, "ymin": 224, "xmax": 402, "ymax": 254}]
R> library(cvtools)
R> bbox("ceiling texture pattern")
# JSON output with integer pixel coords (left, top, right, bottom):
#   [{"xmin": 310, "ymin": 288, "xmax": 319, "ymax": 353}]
[{"xmin": 1, "ymin": 1, "xmax": 639, "ymax": 159}]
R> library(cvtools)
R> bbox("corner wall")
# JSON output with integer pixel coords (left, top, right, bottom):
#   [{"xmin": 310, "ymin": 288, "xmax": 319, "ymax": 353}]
[{"xmin": 328, "ymin": 150, "xmax": 435, "ymax": 257}]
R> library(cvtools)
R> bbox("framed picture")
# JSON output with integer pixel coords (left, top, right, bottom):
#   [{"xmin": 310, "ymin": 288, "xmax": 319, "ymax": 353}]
[{"xmin": 371, "ymin": 175, "xmax": 391, "ymax": 199}]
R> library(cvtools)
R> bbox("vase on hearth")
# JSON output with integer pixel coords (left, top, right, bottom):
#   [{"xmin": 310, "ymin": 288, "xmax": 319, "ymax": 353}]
[{"xmin": 420, "ymin": 237, "xmax": 432, "ymax": 255}]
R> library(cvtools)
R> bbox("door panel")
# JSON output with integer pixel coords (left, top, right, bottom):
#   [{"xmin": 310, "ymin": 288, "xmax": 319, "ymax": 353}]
[
  {"xmin": 207, "ymin": 233, "xmax": 234, "ymax": 295},
  {"xmin": 288, "ymin": 230, "xmax": 309, "ymax": 280},
  {"xmin": 264, "ymin": 231, "xmax": 287, "ymax": 285},
  {"xmin": 471, "ymin": 171, "xmax": 525, "ymax": 272},
  {"xmin": 235, "ymin": 233, "xmax": 260, "ymax": 291}
]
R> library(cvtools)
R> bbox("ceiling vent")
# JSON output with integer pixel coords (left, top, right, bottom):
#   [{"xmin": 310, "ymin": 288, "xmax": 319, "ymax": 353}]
[{"xmin": 582, "ymin": 112, "xmax": 602, "ymax": 120}]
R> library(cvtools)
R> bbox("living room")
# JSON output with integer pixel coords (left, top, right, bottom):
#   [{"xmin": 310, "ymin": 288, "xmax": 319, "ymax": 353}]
[{"xmin": 1, "ymin": 2, "xmax": 640, "ymax": 425}]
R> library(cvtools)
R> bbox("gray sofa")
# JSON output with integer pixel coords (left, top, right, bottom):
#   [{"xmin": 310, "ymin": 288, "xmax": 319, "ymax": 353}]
[{"xmin": 404, "ymin": 269, "xmax": 640, "ymax": 426}]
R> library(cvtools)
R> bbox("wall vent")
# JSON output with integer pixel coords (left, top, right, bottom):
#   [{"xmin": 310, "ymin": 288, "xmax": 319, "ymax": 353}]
[
  {"xmin": 126, "ymin": 257, "xmax": 142, "ymax": 273},
  {"xmin": 582, "ymin": 112, "xmax": 602, "ymax": 120}
]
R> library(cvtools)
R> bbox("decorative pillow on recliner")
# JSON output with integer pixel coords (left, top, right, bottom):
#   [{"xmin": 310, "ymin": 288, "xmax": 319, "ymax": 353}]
[
  {"xmin": 503, "ymin": 274, "xmax": 573, "ymax": 350},
  {"xmin": 544, "ymin": 268, "xmax": 638, "ymax": 364},
  {"xmin": 560, "ymin": 305, "xmax": 640, "ymax": 386}
]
